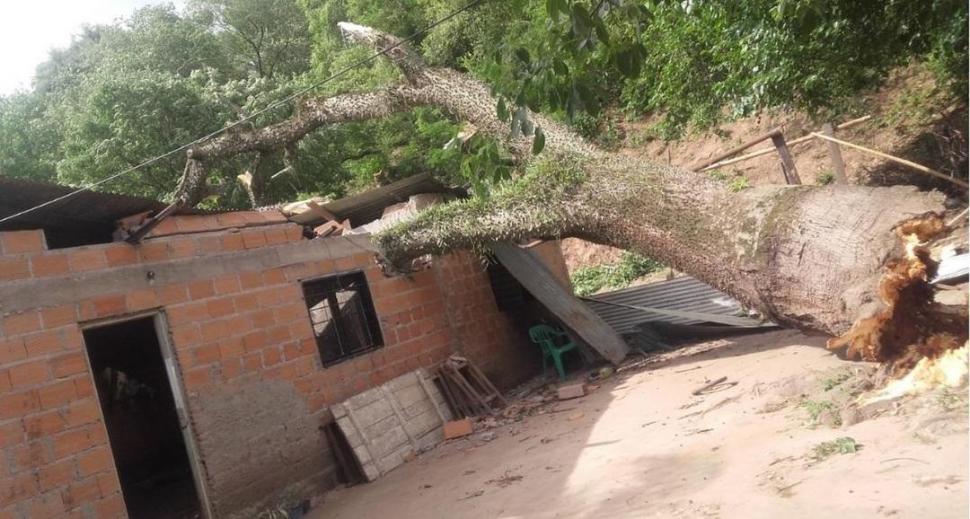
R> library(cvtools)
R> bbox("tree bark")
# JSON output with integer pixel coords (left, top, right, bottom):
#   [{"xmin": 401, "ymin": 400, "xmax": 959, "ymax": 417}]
[{"xmin": 166, "ymin": 22, "xmax": 964, "ymax": 364}]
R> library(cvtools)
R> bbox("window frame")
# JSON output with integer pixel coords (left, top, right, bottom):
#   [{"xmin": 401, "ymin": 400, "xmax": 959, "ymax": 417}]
[{"xmin": 300, "ymin": 270, "xmax": 384, "ymax": 368}]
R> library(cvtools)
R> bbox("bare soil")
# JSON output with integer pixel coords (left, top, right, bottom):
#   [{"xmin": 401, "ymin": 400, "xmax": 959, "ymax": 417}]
[{"xmin": 310, "ymin": 330, "xmax": 969, "ymax": 518}]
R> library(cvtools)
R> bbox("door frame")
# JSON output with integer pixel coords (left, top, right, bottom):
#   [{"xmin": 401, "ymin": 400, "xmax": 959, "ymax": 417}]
[{"xmin": 80, "ymin": 311, "xmax": 214, "ymax": 519}]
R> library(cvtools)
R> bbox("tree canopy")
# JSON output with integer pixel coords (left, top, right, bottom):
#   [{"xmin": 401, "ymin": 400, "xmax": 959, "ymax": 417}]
[{"xmin": 0, "ymin": 0, "xmax": 965, "ymax": 207}]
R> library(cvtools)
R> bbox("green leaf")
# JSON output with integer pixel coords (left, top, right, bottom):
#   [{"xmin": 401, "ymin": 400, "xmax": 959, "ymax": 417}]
[
  {"xmin": 496, "ymin": 98, "xmax": 509, "ymax": 122},
  {"xmin": 532, "ymin": 126, "xmax": 545, "ymax": 155}
]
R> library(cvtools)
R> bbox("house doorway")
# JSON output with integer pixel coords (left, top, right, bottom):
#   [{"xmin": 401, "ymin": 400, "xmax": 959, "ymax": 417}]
[{"xmin": 82, "ymin": 315, "xmax": 208, "ymax": 519}]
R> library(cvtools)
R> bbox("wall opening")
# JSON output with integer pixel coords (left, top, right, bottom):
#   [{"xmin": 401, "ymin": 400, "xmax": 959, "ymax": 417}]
[
  {"xmin": 83, "ymin": 316, "xmax": 202, "ymax": 519},
  {"xmin": 302, "ymin": 271, "xmax": 384, "ymax": 367}
]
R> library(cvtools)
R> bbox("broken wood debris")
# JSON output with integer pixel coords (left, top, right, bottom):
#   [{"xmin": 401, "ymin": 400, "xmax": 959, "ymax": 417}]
[{"xmin": 434, "ymin": 355, "xmax": 506, "ymax": 418}]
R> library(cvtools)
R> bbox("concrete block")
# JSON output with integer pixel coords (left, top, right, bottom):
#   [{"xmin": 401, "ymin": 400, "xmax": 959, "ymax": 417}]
[
  {"xmin": 557, "ymin": 383, "xmax": 586, "ymax": 400},
  {"xmin": 443, "ymin": 418, "xmax": 473, "ymax": 440}
]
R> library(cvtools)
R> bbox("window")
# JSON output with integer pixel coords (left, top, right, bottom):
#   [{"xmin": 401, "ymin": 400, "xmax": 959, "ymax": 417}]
[{"xmin": 302, "ymin": 271, "xmax": 383, "ymax": 366}]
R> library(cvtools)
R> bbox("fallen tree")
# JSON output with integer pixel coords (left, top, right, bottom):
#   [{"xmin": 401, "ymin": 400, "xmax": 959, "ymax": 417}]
[{"xmin": 168, "ymin": 23, "xmax": 967, "ymax": 367}]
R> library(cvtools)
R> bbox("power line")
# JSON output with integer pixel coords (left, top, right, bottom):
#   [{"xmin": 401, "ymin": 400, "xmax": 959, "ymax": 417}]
[{"xmin": 0, "ymin": 0, "xmax": 485, "ymax": 226}]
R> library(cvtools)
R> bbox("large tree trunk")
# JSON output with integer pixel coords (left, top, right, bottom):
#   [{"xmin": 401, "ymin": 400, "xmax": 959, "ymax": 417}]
[{"xmin": 163, "ymin": 22, "xmax": 965, "ymax": 366}]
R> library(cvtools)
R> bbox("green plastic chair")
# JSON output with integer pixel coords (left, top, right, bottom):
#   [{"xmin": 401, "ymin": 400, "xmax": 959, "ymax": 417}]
[{"xmin": 528, "ymin": 324, "xmax": 578, "ymax": 380}]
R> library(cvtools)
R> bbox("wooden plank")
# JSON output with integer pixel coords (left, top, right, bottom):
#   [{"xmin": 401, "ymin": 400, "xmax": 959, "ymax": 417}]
[
  {"xmin": 307, "ymin": 201, "xmax": 351, "ymax": 231},
  {"xmin": 691, "ymin": 128, "xmax": 782, "ymax": 171},
  {"xmin": 699, "ymin": 115, "xmax": 872, "ymax": 172},
  {"xmin": 811, "ymin": 132, "xmax": 970, "ymax": 189},
  {"xmin": 490, "ymin": 242, "xmax": 629, "ymax": 365},
  {"xmin": 821, "ymin": 123, "xmax": 848, "ymax": 185},
  {"xmin": 770, "ymin": 133, "xmax": 801, "ymax": 185}
]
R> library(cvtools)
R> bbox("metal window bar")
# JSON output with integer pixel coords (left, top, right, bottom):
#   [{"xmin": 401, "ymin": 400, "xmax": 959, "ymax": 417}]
[{"xmin": 303, "ymin": 272, "xmax": 383, "ymax": 366}]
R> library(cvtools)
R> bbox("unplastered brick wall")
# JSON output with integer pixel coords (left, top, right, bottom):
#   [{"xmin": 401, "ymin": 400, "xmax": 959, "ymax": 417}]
[{"xmin": 0, "ymin": 213, "xmax": 570, "ymax": 518}]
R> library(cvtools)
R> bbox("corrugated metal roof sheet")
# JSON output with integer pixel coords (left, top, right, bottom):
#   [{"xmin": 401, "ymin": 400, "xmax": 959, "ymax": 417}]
[
  {"xmin": 584, "ymin": 276, "xmax": 745, "ymax": 335},
  {"xmin": 0, "ymin": 176, "xmax": 167, "ymax": 232}
]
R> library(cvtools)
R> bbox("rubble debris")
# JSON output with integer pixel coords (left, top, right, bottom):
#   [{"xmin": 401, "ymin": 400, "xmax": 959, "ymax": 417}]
[{"xmin": 557, "ymin": 383, "xmax": 586, "ymax": 400}]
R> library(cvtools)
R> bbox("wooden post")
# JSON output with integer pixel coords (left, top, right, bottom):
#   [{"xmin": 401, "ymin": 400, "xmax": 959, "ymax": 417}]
[
  {"xmin": 770, "ymin": 133, "xmax": 801, "ymax": 185},
  {"xmin": 821, "ymin": 123, "xmax": 847, "ymax": 184}
]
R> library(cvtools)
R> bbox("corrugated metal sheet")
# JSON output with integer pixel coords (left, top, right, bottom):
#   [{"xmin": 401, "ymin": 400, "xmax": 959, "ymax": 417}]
[
  {"xmin": 0, "ymin": 176, "xmax": 167, "ymax": 232},
  {"xmin": 584, "ymin": 276, "xmax": 744, "ymax": 335}
]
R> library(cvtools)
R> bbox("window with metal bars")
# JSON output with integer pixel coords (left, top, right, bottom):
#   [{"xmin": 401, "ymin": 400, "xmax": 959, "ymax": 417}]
[{"xmin": 301, "ymin": 271, "xmax": 383, "ymax": 367}]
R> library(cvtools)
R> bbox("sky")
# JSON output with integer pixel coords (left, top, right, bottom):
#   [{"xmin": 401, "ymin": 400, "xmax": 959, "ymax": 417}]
[{"xmin": 0, "ymin": 0, "xmax": 184, "ymax": 95}]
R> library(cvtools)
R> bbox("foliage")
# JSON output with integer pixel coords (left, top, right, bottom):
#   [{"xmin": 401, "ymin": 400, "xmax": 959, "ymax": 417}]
[
  {"xmin": 811, "ymin": 437, "xmax": 859, "ymax": 460},
  {"xmin": 571, "ymin": 251, "xmax": 664, "ymax": 296},
  {"xmin": 815, "ymin": 170, "xmax": 835, "ymax": 185},
  {"xmin": 0, "ymin": 0, "xmax": 966, "ymax": 209},
  {"xmin": 800, "ymin": 398, "xmax": 839, "ymax": 426}
]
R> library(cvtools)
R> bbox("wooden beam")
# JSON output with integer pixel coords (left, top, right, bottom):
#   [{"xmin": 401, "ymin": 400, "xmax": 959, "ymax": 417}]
[
  {"xmin": 306, "ymin": 201, "xmax": 351, "ymax": 231},
  {"xmin": 770, "ymin": 133, "xmax": 801, "ymax": 185},
  {"xmin": 490, "ymin": 242, "xmax": 629, "ymax": 365},
  {"xmin": 691, "ymin": 128, "xmax": 782, "ymax": 171},
  {"xmin": 821, "ymin": 122, "xmax": 848, "ymax": 184},
  {"xmin": 810, "ymin": 132, "xmax": 969, "ymax": 189}
]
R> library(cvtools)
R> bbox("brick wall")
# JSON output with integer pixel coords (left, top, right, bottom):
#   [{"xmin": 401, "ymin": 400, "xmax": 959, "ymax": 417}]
[{"xmin": 0, "ymin": 215, "xmax": 569, "ymax": 518}]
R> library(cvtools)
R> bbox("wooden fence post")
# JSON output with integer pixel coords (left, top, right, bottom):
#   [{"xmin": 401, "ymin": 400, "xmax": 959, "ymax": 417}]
[
  {"xmin": 770, "ymin": 132, "xmax": 801, "ymax": 185},
  {"xmin": 821, "ymin": 123, "xmax": 848, "ymax": 184}
]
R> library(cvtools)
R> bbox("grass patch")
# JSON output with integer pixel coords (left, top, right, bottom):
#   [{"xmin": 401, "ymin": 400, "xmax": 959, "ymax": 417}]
[
  {"xmin": 820, "ymin": 370, "xmax": 852, "ymax": 392},
  {"xmin": 800, "ymin": 399, "xmax": 841, "ymax": 426},
  {"xmin": 815, "ymin": 170, "xmax": 835, "ymax": 185},
  {"xmin": 812, "ymin": 437, "xmax": 860, "ymax": 460},
  {"xmin": 571, "ymin": 251, "xmax": 664, "ymax": 296}
]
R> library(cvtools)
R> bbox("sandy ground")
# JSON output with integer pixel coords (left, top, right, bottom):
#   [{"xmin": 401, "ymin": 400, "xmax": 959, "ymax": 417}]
[{"xmin": 309, "ymin": 330, "xmax": 969, "ymax": 519}]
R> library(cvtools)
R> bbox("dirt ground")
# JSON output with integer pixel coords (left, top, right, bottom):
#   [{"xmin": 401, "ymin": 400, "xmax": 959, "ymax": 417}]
[{"xmin": 309, "ymin": 330, "xmax": 968, "ymax": 519}]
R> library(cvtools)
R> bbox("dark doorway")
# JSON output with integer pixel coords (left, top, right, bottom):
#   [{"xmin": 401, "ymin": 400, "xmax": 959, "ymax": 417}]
[{"xmin": 83, "ymin": 316, "xmax": 202, "ymax": 519}]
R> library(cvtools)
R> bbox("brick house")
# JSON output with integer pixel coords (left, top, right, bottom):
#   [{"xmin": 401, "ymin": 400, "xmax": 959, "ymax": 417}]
[{"xmin": 0, "ymin": 176, "xmax": 573, "ymax": 518}]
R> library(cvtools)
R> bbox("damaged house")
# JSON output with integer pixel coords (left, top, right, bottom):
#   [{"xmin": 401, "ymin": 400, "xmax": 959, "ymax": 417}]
[{"xmin": 0, "ymin": 174, "xmax": 579, "ymax": 518}]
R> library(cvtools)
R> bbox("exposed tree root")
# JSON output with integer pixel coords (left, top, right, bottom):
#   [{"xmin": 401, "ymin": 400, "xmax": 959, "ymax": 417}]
[{"xmin": 827, "ymin": 214, "xmax": 969, "ymax": 374}]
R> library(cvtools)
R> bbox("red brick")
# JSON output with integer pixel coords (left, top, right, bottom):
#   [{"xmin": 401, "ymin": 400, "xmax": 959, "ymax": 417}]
[
  {"xmin": 241, "ymin": 230, "xmax": 267, "ymax": 249},
  {"xmin": 262, "ymin": 268, "xmax": 286, "ymax": 285},
  {"xmin": 241, "ymin": 331, "xmax": 267, "ymax": 352},
  {"xmin": 90, "ymin": 295, "xmax": 126, "ymax": 318},
  {"xmin": 40, "ymin": 305, "xmax": 77, "ymax": 329},
  {"xmin": 222, "ymin": 358, "xmax": 243, "ymax": 379},
  {"xmin": 183, "ymin": 368, "xmax": 210, "ymax": 390},
  {"xmin": 38, "ymin": 379, "xmax": 77, "ymax": 409},
  {"xmin": 284, "ymin": 225, "xmax": 304, "ymax": 242},
  {"xmin": 9, "ymin": 360, "xmax": 49, "ymax": 388},
  {"xmin": 51, "ymin": 352, "xmax": 88, "ymax": 379},
  {"xmin": 218, "ymin": 338, "xmax": 244, "ymax": 359},
  {"xmin": 74, "ymin": 377, "xmax": 95, "ymax": 399},
  {"xmin": 38, "ymin": 458, "xmax": 74, "ymax": 490},
  {"xmin": 263, "ymin": 227, "xmax": 289, "ymax": 245},
  {"xmin": 199, "ymin": 320, "xmax": 229, "ymax": 343},
  {"xmin": 0, "ymin": 419, "xmax": 25, "ymax": 448},
  {"xmin": 0, "ymin": 470, "xmax": 39, "ymax": 506},
  {"xmin": 24, "ymin": 330, "xmax": 65, "ymax": 358},
  {"xmin": 68, "ymin": 249, "xmax": 108, "ymax": 272},
  {"xmin": 206, "ymin": 298, "xmax": 235, "ymax": 318},
  {"xmin": 167, "ymin": 238, "xmax": 197, "ymax": 259},
  {"xmin": 166, "ymin": 302, "xmax": 207, "ymax": 325},
  {"xmin": 221, "ymin": 232, "xmax": 245, "ymax": 251},
  {"xmin": 171, "ymin": 325, "xmax": 201, "ymax": 349},
  {"xmin": 138, "ymin": 241, "xmax": 169, "ymax": 261},
  {"xmin": 191, "ymin": 344, "xmax": 220, "ymax": 365},
  {"xmin": 94, "ymin": 493, "xmax": 126, "ymax": 518},
  {"xmin": 175, "ymin": 215, "xmax": 215, "ymax": 233},
  {"xmin": 0, "ymin": 390, "xmax": 39, "ymax": 420},
  {"xmin": 262, "ymin": 346, "xmax": 282, "ymax": 366},
  {"xmin": 216, "ymin": 212, "xmax": 249, "ymax": 228},
  {"xmin": 238, "ymin": 271, "xmax": 261, "ymax": 289},
  {"xmin": 51, "ymin": 426, "xmax": 100, "ymax": 459},
  {"xmin": 212, "ymin": 275, "xmax": 241, "ymax": 295},
  {"xmin": 1, "ymin": 230, "xmax": 46, "ymax": 254},
  {"xmin": 188, "ymin": 280, "xmax": 214, "ymax": 299},
  {"xmin": 0, "ymin": 337, "xmax": 26, "ymax": 364},
  {"xmin": 125, "ymin": 289, "xmax": 158, "ymax": 312},
  {"xmin": 61, "ymin": 476, "xmax": 103, "ymax": 509},
  {"xmin": 63, "ymin": 398, "xmax": 100, "ymax": 428},
  {"xmin": 242, "ymin": 353, "xmax": 262, "ymax": 371},
  {"xmin": 235, "ymin": 292, "xmax": 260, "ymax": 312},
  {"xmin": 30, "ymin": 254, "xmax": 70, "ymax": 277},
  {"xmin": 0, "ymin": 256, "xmax": 30, "ymax": 281},
  {"xmin": 157, "ymin": 285, "xmax": 189, "ymax": 305},
  {"xmin": 96, "ymin": 472, "xmax": 121, "ymax": 497},
  {"xmin": 77, "ymin": 446, "xmax": 113, "ymax": 477},
  {"xmin": 103, "ymin": 245, "xmax": 138, "ymax": 267}
]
